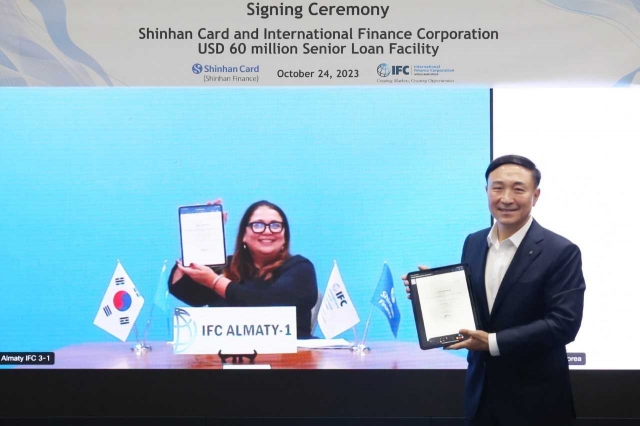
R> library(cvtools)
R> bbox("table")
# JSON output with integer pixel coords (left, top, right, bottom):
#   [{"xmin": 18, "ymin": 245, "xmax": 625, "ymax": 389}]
[{"xmin": 20, "ymin": 341, "xmax": 468, "ymax": 369}]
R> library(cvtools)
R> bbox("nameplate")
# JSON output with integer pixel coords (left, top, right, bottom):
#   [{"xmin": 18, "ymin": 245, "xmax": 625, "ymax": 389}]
[{"xmin": 172, "ymin": 306, "xmax": 297, "ymax": 355}]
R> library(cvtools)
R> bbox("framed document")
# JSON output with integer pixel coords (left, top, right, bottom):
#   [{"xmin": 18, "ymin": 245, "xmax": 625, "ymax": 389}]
[
  {"xmin": 178, "ymin": 204, "xmax": 227, "ymax": 267},
  {"xmin": 408, "ymin": 264, "xmax": 479, "ymax": 350}
]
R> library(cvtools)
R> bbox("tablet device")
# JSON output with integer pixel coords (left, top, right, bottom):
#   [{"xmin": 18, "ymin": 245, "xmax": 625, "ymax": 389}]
[
  {"xmin": 179, "ymin": 204, "xmax": 227, "ymax": 267},
  {"xmin": 408, "ymin": 264, "xmax": 479, "ymax": 350}
]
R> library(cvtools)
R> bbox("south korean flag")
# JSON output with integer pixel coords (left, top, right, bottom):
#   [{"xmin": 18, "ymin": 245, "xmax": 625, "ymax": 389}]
[{"xmin": 93, "ymin": 261, "xmax": 145, "ymax": 341}]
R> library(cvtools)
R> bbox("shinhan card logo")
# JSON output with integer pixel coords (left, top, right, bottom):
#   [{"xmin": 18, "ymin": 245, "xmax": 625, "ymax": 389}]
[{"xmin": 192, "ymin": 64, "xmax": 260, "ymax": 74}]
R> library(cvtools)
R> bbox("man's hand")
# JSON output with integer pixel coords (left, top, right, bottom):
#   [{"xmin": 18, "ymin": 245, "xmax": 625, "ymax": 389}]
[
  {"xmin": 402, "ymin": 265, "xmax": 429, "ymax": 299},
  {"xmin": 445, "ymin": 329, "xmax": 489, "ymax": 351}
]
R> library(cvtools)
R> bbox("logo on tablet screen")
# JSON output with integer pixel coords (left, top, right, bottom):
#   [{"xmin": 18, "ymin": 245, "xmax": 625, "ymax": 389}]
[{"xmin": 192, "ymin": 63, "xmax": 203, "ymax": 74}]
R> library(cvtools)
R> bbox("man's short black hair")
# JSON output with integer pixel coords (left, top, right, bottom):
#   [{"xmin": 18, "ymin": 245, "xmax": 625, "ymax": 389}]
[{"xmin": 485, "ymin": 155, "xmax": 541, "ymax": 188}]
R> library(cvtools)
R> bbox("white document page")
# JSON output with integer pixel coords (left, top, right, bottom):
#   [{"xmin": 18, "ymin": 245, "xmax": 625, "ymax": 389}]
[
  {"xmin": 180, "ymin": 207, "xmax": 225, "ymax": 266},
  {"xmin": 414, "ymin": 269, "xmax": 476, "ymax": 339}
]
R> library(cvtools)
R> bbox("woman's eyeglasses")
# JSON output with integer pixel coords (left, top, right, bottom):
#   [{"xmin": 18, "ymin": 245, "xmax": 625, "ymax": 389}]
[{"xmin": 247, "ymin": 221, "xmax": 284, "ymax": 234}]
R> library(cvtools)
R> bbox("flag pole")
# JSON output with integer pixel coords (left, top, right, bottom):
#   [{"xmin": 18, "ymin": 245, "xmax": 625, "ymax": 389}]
[
  {"xmin": 133, "ymin": 259, "xmax": 168, "ymax": 355},
  {"xmin": 357, "ymin": 260, "xmax": 390, "ymax": 354},
  {"xmin": 141, "ymin": 259, "xmax": 167, "ymax": 348},
  {"xmin": 133, "ymin": 323, "xmax": 140, "ymax": 343},
  {"xmin": 360, "ymin": 305, "xmax": 374, "ymax": 347},
  {"xmin": 167, "ymin": 312, "xmax": 174, "ymax": 346},
  {"xmin": 142, "ymin": 305, "xmax": 154, "ymax": 346}
]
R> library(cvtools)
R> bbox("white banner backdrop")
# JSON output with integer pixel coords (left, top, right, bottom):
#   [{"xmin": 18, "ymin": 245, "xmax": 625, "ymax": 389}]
[
  {"xmin": 493, "ymin": 88, "xmax": 640, "ymax": 369},
  {"xmin": 1, "ymin": 0, "xmax": 639, "ymax": 87}
]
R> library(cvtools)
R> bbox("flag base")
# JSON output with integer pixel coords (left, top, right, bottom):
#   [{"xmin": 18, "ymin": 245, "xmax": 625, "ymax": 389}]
[
  {"xmin": 132, "ymin": 342, "xmax": 152, "ymax": 355},
  {"xmin": 351, "ymin": 343, "xmax": 370, "ymax": 355}
]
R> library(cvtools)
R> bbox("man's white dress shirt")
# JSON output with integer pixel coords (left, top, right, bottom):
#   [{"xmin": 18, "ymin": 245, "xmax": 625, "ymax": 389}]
[{"xmin": 485, "ymin": 216, "xmax": 534, "ymax": 356}]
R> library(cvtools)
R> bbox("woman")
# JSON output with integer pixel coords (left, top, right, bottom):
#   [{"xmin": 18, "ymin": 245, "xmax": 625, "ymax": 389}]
[{"xmin": 169, "ymin": 200, "xmax": 318, "ymax": 338}]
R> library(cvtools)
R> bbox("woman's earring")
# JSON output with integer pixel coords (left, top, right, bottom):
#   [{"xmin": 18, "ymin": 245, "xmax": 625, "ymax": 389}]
[{"xmin": 243, "ymin": 243, "xmax": 247, "ymax": 250}]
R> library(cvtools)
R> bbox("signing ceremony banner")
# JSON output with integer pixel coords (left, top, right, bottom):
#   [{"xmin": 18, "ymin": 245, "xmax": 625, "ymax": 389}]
[{"xmin": 1, "ymin": 0, "xmax": 639, "ymax": 87}]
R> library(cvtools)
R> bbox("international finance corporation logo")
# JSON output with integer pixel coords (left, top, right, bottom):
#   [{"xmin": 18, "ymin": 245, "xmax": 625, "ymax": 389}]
[
  {"xmin": 377, "ymin": 63, "xmax": 391, "ymax": 77},
  {"xmin": 192, "ymin": 63, "xmax": 203, "ymax": 74},
  {"xmin": 173, "ymin": 308, "xmax": 198, "ymax": 353}
]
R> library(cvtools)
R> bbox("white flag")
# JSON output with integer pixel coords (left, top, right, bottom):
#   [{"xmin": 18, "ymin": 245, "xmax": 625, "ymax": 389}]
[
  {"xmin": 93, "ymin": 261, "xmax": 145, "ymax": 341},
  {"xmin": 317, "ymin": 262, "xmax": 360, "ymax": 339}
]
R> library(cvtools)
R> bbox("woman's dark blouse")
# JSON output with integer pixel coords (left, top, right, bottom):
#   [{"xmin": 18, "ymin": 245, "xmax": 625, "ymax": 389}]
[{"xmin": 168, "ymin": 255, "xmax": 318, "ymax": 338}]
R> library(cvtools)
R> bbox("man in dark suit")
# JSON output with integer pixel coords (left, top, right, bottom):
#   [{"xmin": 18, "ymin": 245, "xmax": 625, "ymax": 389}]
[{"xmin": 405, "ymin": 155, "xmax": 585, "ymax": 426}]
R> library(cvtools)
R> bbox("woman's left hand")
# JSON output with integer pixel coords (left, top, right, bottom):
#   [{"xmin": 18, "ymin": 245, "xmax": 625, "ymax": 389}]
[{"xmin": 175, "ymin": 262, "xmax": 216, "ymax": 288}]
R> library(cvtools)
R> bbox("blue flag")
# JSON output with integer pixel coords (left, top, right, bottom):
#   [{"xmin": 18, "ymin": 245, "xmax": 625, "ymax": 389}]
[{"xmin": 371, "ymin": 263, "xmax": 401, "ymax": 338}]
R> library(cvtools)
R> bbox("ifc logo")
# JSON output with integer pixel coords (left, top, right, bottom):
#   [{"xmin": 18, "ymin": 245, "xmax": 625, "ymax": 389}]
[
  {"xmin": 173, "ymin": 308, "xmax": 197, "ymax": 353},
  {"xmin": 192, "ymin": 63, "xmax": 203, "ymax": 74},
  {"xmin": 377, "ymin": 63, "xmax": 391, "ymax": 77}
]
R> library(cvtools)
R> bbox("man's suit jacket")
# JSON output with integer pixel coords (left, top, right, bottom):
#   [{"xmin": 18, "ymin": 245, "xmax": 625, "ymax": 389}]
[{"xmin": 461, "ymin": 219, "xmax": 585, "ymax": 425}]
